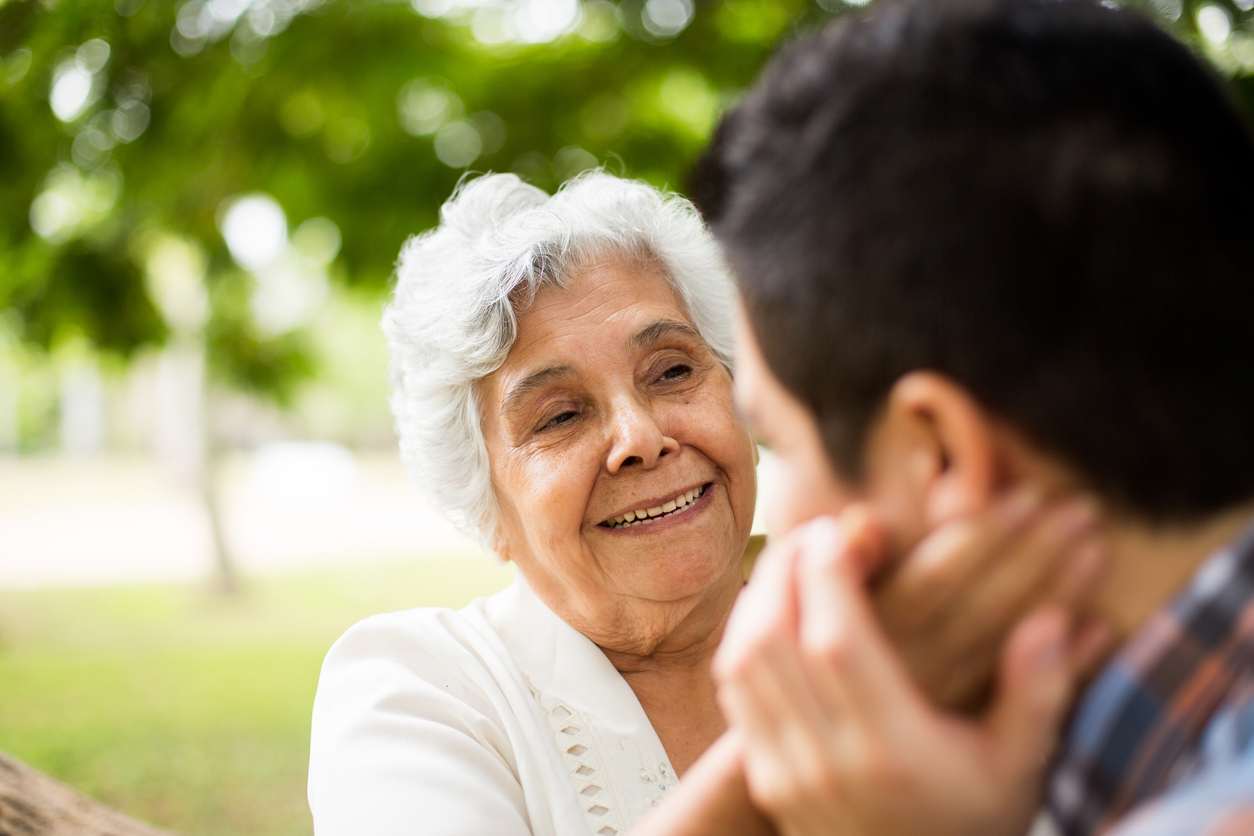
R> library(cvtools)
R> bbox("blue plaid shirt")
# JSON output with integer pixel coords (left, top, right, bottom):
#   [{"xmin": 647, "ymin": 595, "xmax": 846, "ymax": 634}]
[{"xmin": 1046, "ymin": 517, "xmax": 1254, "ymax": 836}]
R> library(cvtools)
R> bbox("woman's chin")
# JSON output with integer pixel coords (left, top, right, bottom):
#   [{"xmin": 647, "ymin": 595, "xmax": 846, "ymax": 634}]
[{"xmin": 600, "ymin": 533, "xmax": 745, "ymax": 604}]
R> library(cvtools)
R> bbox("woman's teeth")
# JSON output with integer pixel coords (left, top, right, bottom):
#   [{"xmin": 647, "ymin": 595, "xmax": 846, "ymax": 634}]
[{"xmin": 605, "ymin": 485, "xmax": 706, "ymax": 529}]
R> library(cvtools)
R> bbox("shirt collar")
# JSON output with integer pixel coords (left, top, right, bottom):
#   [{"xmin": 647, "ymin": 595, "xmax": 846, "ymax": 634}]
[{"xmin": 1047, "ymin": 515, "xmax": 1254, "ymax": 836}]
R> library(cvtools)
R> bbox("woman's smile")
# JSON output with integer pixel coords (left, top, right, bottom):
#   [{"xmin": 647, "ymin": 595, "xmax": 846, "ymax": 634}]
[{"xmin": 597, "ymin": 481, "xmax": 713, "ymax": 532}]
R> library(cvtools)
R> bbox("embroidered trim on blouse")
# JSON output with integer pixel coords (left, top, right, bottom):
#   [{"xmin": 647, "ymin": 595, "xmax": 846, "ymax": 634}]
[{"xmin": 546, "ymin": 700, "xmax": 626, "ymax": 836}]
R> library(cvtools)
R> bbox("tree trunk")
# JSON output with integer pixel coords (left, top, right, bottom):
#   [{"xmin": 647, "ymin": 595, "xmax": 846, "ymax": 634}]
[
  {"xmin": 201, "ymin": 438, "xmax": 239, "ymax": 595},
  {"xmin": 0, "ymin": 750, "xmax": 175, "ymax": 836}
]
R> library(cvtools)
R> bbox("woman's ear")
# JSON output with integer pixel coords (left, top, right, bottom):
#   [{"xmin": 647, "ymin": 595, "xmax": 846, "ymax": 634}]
[
  {"xmin": 490, "ymin": 527, "xmax": 513, "ymax": 564},
  {"xmin": 867, "ymin": 372, "xmax": 1002, "ymax": 535}
]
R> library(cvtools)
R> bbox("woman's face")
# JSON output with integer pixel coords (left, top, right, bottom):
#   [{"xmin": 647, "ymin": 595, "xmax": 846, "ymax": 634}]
[{"xmin": 479, "ymin": 261, "xmax": 757, "ymax": 655}]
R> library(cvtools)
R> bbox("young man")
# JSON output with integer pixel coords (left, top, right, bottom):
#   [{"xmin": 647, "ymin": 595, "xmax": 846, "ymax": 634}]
[{"xmin": 695, "ymin": 0, "xmax": 1254, "ymax": 834}]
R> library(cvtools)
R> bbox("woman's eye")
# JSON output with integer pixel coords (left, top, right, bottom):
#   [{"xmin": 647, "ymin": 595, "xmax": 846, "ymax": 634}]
[
  {"xmin": 542, "ymin": 411, "xmax": 578, "ymax": 430},
  {"xmin": 658, "ymin": 364, "xmax": 692, "ymax": 382}
]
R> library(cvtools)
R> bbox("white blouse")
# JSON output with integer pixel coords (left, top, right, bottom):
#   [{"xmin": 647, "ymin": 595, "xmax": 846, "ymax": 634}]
[{"xmin": 308, "ymin": 576, "xmax": 678, "ymax": 836}]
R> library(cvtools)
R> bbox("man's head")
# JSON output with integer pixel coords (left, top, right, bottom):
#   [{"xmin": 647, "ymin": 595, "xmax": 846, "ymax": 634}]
[{"xmin": 697, "ymin": 0, "xmax": 1254, "ymax": 546}]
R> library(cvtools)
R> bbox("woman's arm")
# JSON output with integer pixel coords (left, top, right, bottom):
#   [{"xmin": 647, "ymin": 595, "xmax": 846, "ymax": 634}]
[{"xmin": 309, "ymin": 615, "xmax": 537, "ymax": 836}]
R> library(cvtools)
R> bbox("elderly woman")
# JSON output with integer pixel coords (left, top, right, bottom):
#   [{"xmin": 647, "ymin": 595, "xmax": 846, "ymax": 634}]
[
  {"xmin": 310, "ymin": 172, "xmax": 757, "ymax": 836},
  {"xmin": 308, "ymin": 172, "xmax": 1096, "ymax": 836}
]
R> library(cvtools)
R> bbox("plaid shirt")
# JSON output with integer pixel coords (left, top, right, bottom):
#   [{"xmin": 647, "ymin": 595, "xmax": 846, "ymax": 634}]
[{"xmin": 1046, "ymin": 517, "xmax": 1254, "ymax": 836}]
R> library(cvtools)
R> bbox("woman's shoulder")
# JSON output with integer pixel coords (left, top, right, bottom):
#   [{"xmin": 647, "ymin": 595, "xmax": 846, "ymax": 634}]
[
  {"xmin": 310, "ymin": 589, "xmax": 526, "ymax": 786},
  {"xmin": 309, "ymin": 588, "xmax": 548, "ymax": 836},
  {"xmin": 319, "ymin": 589, "xmax": 514, "ymax": 689}
]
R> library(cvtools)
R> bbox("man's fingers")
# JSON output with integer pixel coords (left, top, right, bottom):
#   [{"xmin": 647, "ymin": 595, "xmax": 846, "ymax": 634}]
[
  {"xmin": 716, "ymin": 532, "xmax": 802, "ymax": 681},
  {"xmin": 987, "ymin": 607, "xmax": 1077, "ymax": 777},
  {"xmin": 795, "ymin": 516, "xmax": 918, "ymax": 721},
  {"xmin": 874, "ymin": 489, "xmax": 1042, "ymax": 635},
  {"xmin": 1067, "ymin": 616, "xmax": 1115, "ymax": 681},
  {"xmin": 1043, "ymin": 539, "xmax": 1106, "ymax": 608},
  {"xmin": 890, "ymin": 500, "xmax": 1101, "ymax": 710},
  {"xmin": 920, "ymin": 501, "xmax": 1097, "ymax": 647}
]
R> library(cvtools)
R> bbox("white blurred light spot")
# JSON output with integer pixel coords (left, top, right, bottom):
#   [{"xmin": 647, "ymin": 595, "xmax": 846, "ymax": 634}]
[
  {"xmin": 1236, "ymin": 0, "xmax": 1253, "ymax": 11},
  {"xmin": 248, "ymin": 6, "xmax": 277, "ymax": 36},
  {"xmin": 1197, "ymin": 4, "xmax": 1231, "ymax": 45},
  {"xmin": 843, "ymin": 0, "xmax": 872, "ymax": 6},
  {"xmin": 50, "ymin": 62, "xmax": 97, "ymax": 122},
  {"xmin": 471, "ymin": 8, "xmax": 514, "ymax": 44},
  {"xmin": 31, "ymin": 192, "xmax": 74, "ymax": 240},
  {"xmin": 398, "ymin": 80, "xmax": 463, "ymax": 136},
  {"xmin": 145, "ymin": 235, "xmax": 210, "ymax": 333},
  {"xmin": 251, "ymin": 253, "xmax": 329, "ymax": 335},
  {"xmin": 642, "ymin": 0, "xmax": 692, "ymax": 37},
  {"xmin": 29, "ymin": 166, "xmax": 122, "ymax": 243},
  {"xmin": 170, "ymin": 0, "xmax": 317, "ymax": 60},
  {"xmin": 249, "ymin": 442, "xmax": 360, "ymax": 507},
  {"xmin": 292, "ymin": 217, "xmax": 341, "ymax": 266},
  {"xmin": 176, "ymin": 0, "xmax": 210, "ymax": 38},
  {"xmin": 516, "ymin": 0, "xmax": 581, "ymax": 43},
  {"xmin": 410, "ymin": 0, "xmax": 455, "ymax": 17},
  {"xmin": 60, "ymin": 358, "xmax": 105, "ymax": 456},
  {"xmin": 112, "ymin": 100, "xmax": 151, "ymax": 142},
  {"xmin": 208, "ymin": 0, "xmax": 247, "ymax": 24},
  {"xmin": 71, "ymin": 125, "xmax": 113, "ymax": 169},
  {"xmin": 578, "ymin": 0, "xmax": 619, "ymax": 41},
  {"xmin": 434, "ymin": 120, "xmax": 482, "ymax": 168},
  {"xmin": 76, "ymin": 38, "xmax": 111, "ymax": 73},
  {"xmin": 218, "ymin": 193, "xmax": 287, "ymax": 270}
]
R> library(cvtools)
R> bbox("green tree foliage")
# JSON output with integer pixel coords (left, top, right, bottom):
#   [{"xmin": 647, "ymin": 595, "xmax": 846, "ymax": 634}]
[{"xmin": 1, "ymin": 0, "xmax": 1251, "ymax": 400}]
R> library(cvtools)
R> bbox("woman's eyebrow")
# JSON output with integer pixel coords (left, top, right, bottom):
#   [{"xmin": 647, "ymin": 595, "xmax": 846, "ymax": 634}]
[
  {"xmin": 631, "ymin": 319, "xmax": 703, "ymax": 351},
  {"xmin": 501, "ymin": 364, "xmax": 575, "ymax": 421}
]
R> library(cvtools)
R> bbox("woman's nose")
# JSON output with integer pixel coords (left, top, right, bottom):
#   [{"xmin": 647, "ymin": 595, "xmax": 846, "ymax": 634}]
[{"xmin": 605, "ymin": 399, "xmax": 679, "ymax": 473}]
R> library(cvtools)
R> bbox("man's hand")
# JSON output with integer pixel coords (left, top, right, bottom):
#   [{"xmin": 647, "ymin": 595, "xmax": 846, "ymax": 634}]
[
  {"xmin": 873, "ymin": 492, "xmax": 1106, "ymax": 711},
  {"xmin": 714, "ymin": 510, "xmax": 1110, "ymax": 836}
]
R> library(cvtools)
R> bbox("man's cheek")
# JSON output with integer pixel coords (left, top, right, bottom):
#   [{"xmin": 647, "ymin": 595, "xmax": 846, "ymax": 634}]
[
  {"xmin": 764, "ymin": 479, "xmax": 800, "ymax": 538},
  {"xmin": 765, "ymin": 472, "xmax": 823, "ymax": 538}
]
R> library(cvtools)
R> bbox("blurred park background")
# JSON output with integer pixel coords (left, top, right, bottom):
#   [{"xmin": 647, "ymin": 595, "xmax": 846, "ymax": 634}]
[{"xmin": 1, "ymin": 0, "xmax": 1252, "ymax": 832}]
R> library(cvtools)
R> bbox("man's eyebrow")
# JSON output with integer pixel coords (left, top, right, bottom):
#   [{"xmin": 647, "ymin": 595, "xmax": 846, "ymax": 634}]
[
  {"xmin": 500, "ymin": 364, "xmax": 576, "ymax": 421},
  {"xmin": 631, "ymin": 319, "xmax": 703, "ymax": 351}
]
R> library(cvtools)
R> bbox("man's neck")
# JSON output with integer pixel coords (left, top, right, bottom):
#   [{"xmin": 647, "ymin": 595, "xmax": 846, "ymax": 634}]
[{"xmin": 1093, "ymin": 499, "xmax": 1254, "ymax": 640}]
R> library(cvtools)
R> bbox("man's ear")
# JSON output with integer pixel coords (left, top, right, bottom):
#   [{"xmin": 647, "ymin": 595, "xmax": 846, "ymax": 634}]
[{"xmin": 867, "ymin": 372, "xmax": 1002, "ymax": 535}]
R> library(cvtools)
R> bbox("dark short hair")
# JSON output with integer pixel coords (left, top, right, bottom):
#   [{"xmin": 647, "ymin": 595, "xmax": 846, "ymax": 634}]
[{"xmin": 695, "ymin": 0, "xmax": 1254, "ymax": 521}]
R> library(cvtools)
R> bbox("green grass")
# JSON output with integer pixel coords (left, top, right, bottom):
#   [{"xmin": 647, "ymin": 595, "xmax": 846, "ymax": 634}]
[{"xmin": 0, "ymin": 557, "xmax": 516, "ymax": 836}]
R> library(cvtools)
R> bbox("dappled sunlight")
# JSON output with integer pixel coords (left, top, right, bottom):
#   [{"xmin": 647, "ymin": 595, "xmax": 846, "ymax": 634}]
[
  {"xmin": 28, "ymin": 165, "xmax": 122, "ymax": 244},
  {"xmin": 216, "ymin": 195, "xmax": 339, "ymax": 335}
]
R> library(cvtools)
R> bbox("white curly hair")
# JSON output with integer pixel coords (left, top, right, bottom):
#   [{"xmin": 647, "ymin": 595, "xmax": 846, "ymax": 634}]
[{"xmin": 382, "ymin": 171, "xmax": 738, "ymax": 546}]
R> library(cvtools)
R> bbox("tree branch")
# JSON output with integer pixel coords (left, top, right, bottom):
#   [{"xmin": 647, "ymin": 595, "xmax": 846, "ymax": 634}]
[{"xmin": 0, "ymin": 750, "xmax": 175, "ymax": 836}]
